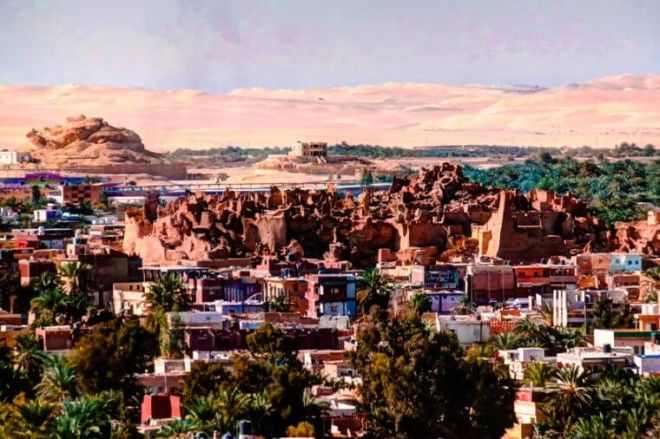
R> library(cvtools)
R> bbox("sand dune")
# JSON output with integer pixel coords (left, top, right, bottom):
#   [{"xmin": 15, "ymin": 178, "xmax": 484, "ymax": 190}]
[{"xmin": 0, "ymin": 74, "xmax": 657, "ymax": 151}]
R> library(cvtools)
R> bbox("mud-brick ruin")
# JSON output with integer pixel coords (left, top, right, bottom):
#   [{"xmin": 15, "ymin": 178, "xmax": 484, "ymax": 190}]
[{"xmin": 123, "ymin": 163, "xmax": 628, "ymax": 267}]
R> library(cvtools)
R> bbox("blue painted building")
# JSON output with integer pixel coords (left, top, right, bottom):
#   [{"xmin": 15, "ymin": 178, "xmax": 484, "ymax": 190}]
[
  {"xmin": 305, "ymin": 272, "xmax": 357, "ymax": 318},
  {"xmin": 609, "ymin": 253, "xmax": 643, "ymax": 273}
]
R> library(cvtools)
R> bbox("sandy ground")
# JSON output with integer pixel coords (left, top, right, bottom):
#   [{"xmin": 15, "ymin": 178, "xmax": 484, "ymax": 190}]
[{"xmin": 188, "ymin": 155, "xmax": 519, "ymax": 185}]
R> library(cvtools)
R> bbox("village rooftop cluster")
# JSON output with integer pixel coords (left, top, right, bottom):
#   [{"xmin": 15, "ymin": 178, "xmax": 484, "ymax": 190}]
[{"xmin": 0, "ymin": 163, "xmax": 657, "ymax": 439}]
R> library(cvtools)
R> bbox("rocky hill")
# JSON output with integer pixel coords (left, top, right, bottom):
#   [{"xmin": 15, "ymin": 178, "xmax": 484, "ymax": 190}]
[
  {"xmin": 123, "ymin": 163, "xmax": 628, "ymax": 266},
  {"xmin": 25, "ymin": 115, "xmax": 163, "ymax": 166}
]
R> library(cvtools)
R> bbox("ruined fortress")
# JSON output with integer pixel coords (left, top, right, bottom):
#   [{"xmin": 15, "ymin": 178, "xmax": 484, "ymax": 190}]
[{"xmin": 123, "ymin": 163, "xmax": 623, "ymax": 266}]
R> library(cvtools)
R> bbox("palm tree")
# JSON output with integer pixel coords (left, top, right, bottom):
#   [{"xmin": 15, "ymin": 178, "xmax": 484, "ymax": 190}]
[
  {"xmin": 184, "ymin": 395, "xmax": 218, "ymax": 433},
  {"xmin": 31, "ymin": 272, "xmax": 59, "ymax": 294},
  {"xmin": 36, "ymin": 355, "xmax": 80, "ymax": 402},
  {"xmin": 488, "ymin": 332, "xmax": 521, "ymax": 350},
  {"xmin": 357, "ymin": 269, "xmax": 393, "ymax": 317},
  {"xmin": 4, "ymin": 398, "xmax": 55, "ymax": 439},
  {"xmin": 622, "ymin": 407, "xmax": 652, "ymax": 439},
  {"xmin": 51, "ymin": 394, "xmax": 114, "ymax": 439},
  {"xmin": 570, "ymin": 415, "xmax": 610, "ymax": 439},
  {"xmin": 546, "ymin": 365, "xmax": 591, "ymax": 428},
  {"xmin": 524, "ymin": 362, "xmax": 556, "ymax": 388},
  {"xmin": 555, "ymin": 327, "xmax": 586, "ymax": 351},
  {"xmin": 451, "ymin": 296, "xmax": 473, "ymax": 315},
  {"xmin": 214, "ymin": 386, "xmax": 250, "ymax": 432},
  {"xmin": 264, "ymin": 295, "xmax": 289, "ymax": 312},
  {"xmin": 535, "ymin": 302, "xmax": 553, "ymax": 325},
  {"xmin": 301, "ymin": 388, "xmax": 330, "ymax": 422},
  {"xmin": 156, "ymin": 418, "xmax": 196, "ymax": 438},
  {"xmin": 61, "ymin": 291, "xmax": 91, "ymax": 324},
  {"xmin": 30, "ymin": 287, "xmax": 65, "ymax": 314},
  {"xmin": 513, "ymin": 318, "xmax": 542, "ymax": 340},
  {"xmin": 145, "ymin": 273, "xmax": 191, "ymax": 314},
  {"xmin": 144, "ymin": 274, "xmax": 191, "ymax": 350},
  {"xmin": 408, "ymin": 291, "xmax": 431, "ymax": 315},
  {"xmin": 14, "ymin": 333, "xmax": 46, "ymax": 391},
  {"xmin": 246, "ymin": 391, "xmax": 274, "ymax": 435},
  {"xmin": 58, "ymin": 261, "xmax": 93, "ymax": 294}
]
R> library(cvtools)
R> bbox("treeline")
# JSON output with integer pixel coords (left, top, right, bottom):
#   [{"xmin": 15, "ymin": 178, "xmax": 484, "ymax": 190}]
[
  {"xmin": 328, "ymin": 142, "xmax": 540, "ymax": 158},
  {"xmin": 464, "ymin": 158, "xmax": 660, "ymax": 224},
  {"xmin": 166, "ymin": 146, "xmax": 290, "ymax": 166},
  {"xmin": 166, "ymin": 142, "xmax": 657, "ymax": 161}
]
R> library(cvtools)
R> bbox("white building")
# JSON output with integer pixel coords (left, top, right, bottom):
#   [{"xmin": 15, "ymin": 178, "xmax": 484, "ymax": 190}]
[
  {"xmin": 553, "ymin": 289, "xmax": 629, "ymax": 328},
  {"xmin": 166, "ymin": 311, "xmax": 224, "ymax": 328},
  {"xmin": 436, "ymin": 315, "xmax": 490, "ymax": 347},
  {"xmin": 112, "ymin": 282, "xmax": 151, "ymax": 316},
  {"xmin": 498, "ymin": 347, "xmax": 548, "ymax": 380},
  {"xmin": 634, "ymin": 354, "xmax": 660, "ymax": 376},
  {"xmin": 557, "ymin": 346, "xmax": 634, "ymax": 372},
  {"xmin": 0, "ymin": 150, "xmax": 29, "ymax": 165},
  {"xmin": 289, "ymin": 141, "xmax": 328, "ymax": 158},
  {"xmin": 594, "ymin": 329, "xmax": 658, "ymax": 355}
]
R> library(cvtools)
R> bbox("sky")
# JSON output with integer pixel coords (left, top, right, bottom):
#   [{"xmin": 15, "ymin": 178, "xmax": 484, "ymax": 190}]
[{"xmin": 0, "ymin": 0, "xmax": 658, "ymax": 92}]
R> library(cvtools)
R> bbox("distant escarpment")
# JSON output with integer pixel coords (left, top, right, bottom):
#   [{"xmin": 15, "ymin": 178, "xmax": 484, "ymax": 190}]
[{"xmin": 25, "ymin": 115, "xmax": 164, "ymax": 166}]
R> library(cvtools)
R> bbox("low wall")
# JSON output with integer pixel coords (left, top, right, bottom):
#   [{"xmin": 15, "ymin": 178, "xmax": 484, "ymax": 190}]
[{"xmin": 60, "ymin": 163, "xmax": 187, "ymax": 179}]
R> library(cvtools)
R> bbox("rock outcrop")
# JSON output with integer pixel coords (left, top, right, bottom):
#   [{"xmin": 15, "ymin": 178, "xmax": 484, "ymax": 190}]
[
  {"xmin": 25, "ymin": 115, "xmax": 163, "ymax": 166},
  {"xmin": 123, "ymin": 162, "xmax": 613, "ymax": 265},
  {"xmin": 614, "ymin": 216, "xmax": 660, "ymax": 256}
]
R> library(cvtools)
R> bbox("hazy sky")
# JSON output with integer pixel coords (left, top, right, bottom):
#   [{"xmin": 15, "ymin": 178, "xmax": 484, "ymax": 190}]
[{"xmin": 0, "ymin": 0, "xmax": 658, "ymax": 92}]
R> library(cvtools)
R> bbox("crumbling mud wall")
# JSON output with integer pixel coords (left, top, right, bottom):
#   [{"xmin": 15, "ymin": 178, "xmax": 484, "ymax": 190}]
[{"xmin": 123, "ymin": 162, "xmax": 619, "ymax": 266}]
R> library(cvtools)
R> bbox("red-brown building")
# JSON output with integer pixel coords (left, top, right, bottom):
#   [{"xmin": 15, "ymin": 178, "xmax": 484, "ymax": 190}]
[
  {"xmin": 140, "ymin": 394, "xmax": 182, "ymax": 424},
  {"xmin": 19, "ymin": 259, "xmax": 57, "ymax": 286},
  {"xmin": 513, "ymin": 264, "xmax": 578, "ymax": 297},
  {"xmin": 55, "ymin": 184, "xmax": 102, "ymax": 207},
  {"xmin": 467, "ymin": 265, "xmax": 515, "ymax": 305}
]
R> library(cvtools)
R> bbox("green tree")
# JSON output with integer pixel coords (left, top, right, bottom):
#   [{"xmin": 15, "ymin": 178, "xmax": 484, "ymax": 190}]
[
  {"xmin": 36, "ymin": 355, "xmax": 80, "ymax": 402},
  {"xmin": 145, "ymin": 274, "xmax": 191, "ymax": 314},
  {"xmin": 524, "ymin": 362, "xmax": 555, "ymax": 387},
  {"xmin": 161, "ymin": 312, "xmax": 186, "ymax": 359},
  {"xmin": 570, "ymin": 415, "xmax": 610, "ymax": 439},
  {"xmin": 31, "ymin": 185, "xmax": 44, "ymax": 209},
  {"xmin": 360, "ymin": 169, "xmax": 374, "ymax": 188},
  {"xmin": 543, "ymin": 366, "xmax": 591, "ymax": 431},
  {"xmin": 229, "ymin": 327, "xmax": 324, "ymax": 437},
  {"xmin": 245, "ymin": 391, "xmax": 275, "ymax": 435},
  {"xmin": 590, "ymin": 298, "xmax": 635, "ymax": 330},
  {"xmin": 0, "ymin": 397, "xmax": 55, "ymax": 439},
  {"xmin": 51, "ymin": 393, "xmax": 115, "ymax": 439},
  {"xmin": 286, "ymin": 421, "xmax": 315, "ymax": 437},
  {"xmin": 357, "ymin": 269, "xmax": 393, "ymax": 320},
  {"xmin": 0, "ymin": 347, "xmax": 25, "ymax": 402},
  {"xmin": 353, "ymin": 313, "xmax": 516, "ymax": 438},
  {"xmin": 69, "ymin": 319, "xmax": 158, "ymax": 399},
  {"xmin": 30, "ymin": 287, "xmax": 66, "ymax": 326},
  {"xmin": 58, "ymin": 262, "xmax": 93, "ymax": 294},
  {"xmin": 213, "ymin": 387, "xmax": 251, "ymax": 434},
  {"xmin": 61, "ymin": 291, "xmax": 92, "ymax": 324},
  {"xmin": 246, "ymin": 322, "xmax": 297, "ymax": 365},
  {"xmin": 184, "ymin": 395, "xmax": 222, "ymax": 433},
  {"xmin": 488, "ymin": 332, "xmax": 521, "ymax": 350},
  {"xmin": 0, "ymin": 273, "xmax": 23, "ymax": 313},
  {"xmin": 155, "ymin": 418, "xmax": 196, "ymax": 438},
  {"xmin": 14, "ymin": 333, "xmax": 46, "ymax": 393},
  {"xmin": 31, "ymin": 272, "xmax": 59, "ymax": 295},
  {"xmin": 408, "ymin": 291, "xmax": 431, "ymax": 315},
  {"xmin": 181, "ymin": 361, "xmax": 230, "ymax": 402}
]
